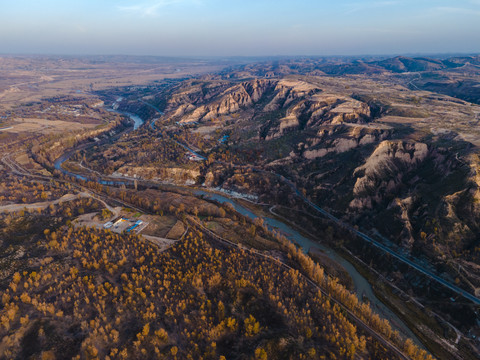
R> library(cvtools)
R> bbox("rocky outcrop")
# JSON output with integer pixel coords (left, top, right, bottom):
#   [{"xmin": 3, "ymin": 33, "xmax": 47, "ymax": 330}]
[
  {"xmin": 305, "ymin": 96, "xmax": 371, "ymax": 127},
  {"xmin": 244, "ymin": 79, "xmax": 275, "ymax": 102},
  {"xmin": 169, "ymin": 78, "xmax": 373, "ymax": 137},
  {"xmin": 390, "ymin": 196, "xmax": 416, "ymax": 247},
  {"xmin": 172, "ymin": 103, "xmax": 196, "ymax": 117},
  {"xmin": 469, "ymin": 155, "xmax": 480, "ymax": 208},
  {"xmin": 265, "ymin": 93, "xmax": 374, "ymax": 139},
  {"xmin": 352, "ymin": 141, "xmax": 429, "ymax": 197},
  {"xmin": 347, "ymin": 141, "xmax": 430, "ymax": 213},
  {"xmin": 265, "ymin": 80, "xmax": 320, "ymax": 111},
  {"xmin": 329, "ymin": 99, "xmax": 371, "ymax": 124},
  {"xmin": 167, "ymin": 81, "xmax": 229, "ymax": 110},
  {"xmin": 203, "ymin": 171, "xmax": 215, "ymax": 187},
  {"xmin": 300, "ymin": 126, "xmax": 389, "ymax": 159},
  {"xmin": 176, "ymin": 79, "xmax": 277, "ymax": 123},
  {"xmin": 304, "ymin": 138, "xmax": 359, "ymax": 159},
  {"xmin": 277, "ymin": 115, "xmax": 300, "ymax": 133}
]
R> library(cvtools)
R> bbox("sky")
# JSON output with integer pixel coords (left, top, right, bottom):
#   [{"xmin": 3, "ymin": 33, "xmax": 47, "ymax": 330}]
[{"xmin": 0, "ymin": 0, "xmax": 479, "ymax": 57}]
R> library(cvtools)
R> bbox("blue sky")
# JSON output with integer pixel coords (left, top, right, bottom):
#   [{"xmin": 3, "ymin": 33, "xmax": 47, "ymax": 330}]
[{"xmin": 1, "ymin": 0, "xmax": 479, "ymax": 56}]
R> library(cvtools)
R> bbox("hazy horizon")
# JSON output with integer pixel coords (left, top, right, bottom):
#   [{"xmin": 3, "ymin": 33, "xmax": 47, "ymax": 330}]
[
  {"xmin": 1, "ymin": 52, "xmax": 479, "ymax": 60},
  {"xmin": 1, "ymin": 0, "xmax": 479, "ymax": 57}
]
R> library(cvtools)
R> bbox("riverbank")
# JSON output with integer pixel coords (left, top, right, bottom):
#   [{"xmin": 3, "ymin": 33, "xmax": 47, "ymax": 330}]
[{"xmin": 193, "ymin": 189, "xmax": 424, "ymax": 347}]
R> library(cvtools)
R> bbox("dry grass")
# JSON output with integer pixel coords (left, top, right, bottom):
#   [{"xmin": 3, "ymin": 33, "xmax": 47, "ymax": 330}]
[
  {"xmin": 139, "ymin": 215, "xmax": 177, "ymax": 238},
  {"xmin": 165, "ymin": 220, "xmax": 186, "ymax": 239},
  {"xmin": 0, "ymin": 55, "xmax": 227, "ymax": 109}
]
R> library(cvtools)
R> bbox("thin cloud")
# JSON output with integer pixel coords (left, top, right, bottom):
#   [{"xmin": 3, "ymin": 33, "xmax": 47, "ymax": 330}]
[
  {"xmin": 342, "ymin": 1, "xmax": 400, "ymax": 15},
  {"xmin": 432, "ymin": 6, "xmax": 480, "ymax": 16},
  {"xmin": 76, "ymin": 25, "xmax": 88, "ymax": 34},
  {"xmin": 118, "ymin": 0, "xmax": 200, "ymax": 17}
]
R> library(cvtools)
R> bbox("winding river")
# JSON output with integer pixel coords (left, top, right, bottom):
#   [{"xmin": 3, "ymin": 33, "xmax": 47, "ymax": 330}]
[
  {"xmin": 194, "ymin": 190, "xmax": 423, "ymax": 345},
  {"xmin": 53, "ymin": 110, "xmax": 424, "ymax": 347}
]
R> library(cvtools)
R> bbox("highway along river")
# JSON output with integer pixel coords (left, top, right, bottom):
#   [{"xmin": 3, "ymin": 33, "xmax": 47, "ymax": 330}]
[{"xmin": 54, "ymin": 110, "xmax": 424, "ymax": 347}]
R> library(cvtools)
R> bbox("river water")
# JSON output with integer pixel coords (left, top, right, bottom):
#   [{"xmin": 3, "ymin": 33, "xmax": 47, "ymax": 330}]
[
  {"xmin": 193, "ymin": 190, "xmax": 423, "ymax": 345},
  {"xmin": 53, "ymin": 110, "xmax": 424, "ymax": 347},
  {"xmin": 126, "ymin": 112, "xmax": 143, "ymax": 130}
]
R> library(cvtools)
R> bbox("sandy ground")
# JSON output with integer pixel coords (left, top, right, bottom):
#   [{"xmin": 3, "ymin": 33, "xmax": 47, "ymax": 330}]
[
  {"xmin": 142, "ymin": 235, "xmax": 178, "ymax": 251},
  {"xmin": 2, "ymin": 118, "xmax": 98, "ymax": 134}
]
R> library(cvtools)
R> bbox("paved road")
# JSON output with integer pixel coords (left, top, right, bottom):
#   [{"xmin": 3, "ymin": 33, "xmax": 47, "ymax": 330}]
[
  {"xmin": 407, "ymin": 74, "xmax": 421, "ymax": 91},
  {"xmin": 174, "ymin": 141, "xmax": 206, "ymax": 160},
  {"xmin": 2, "ymin": 151, "xmax": 32, "ymax": 176}
]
